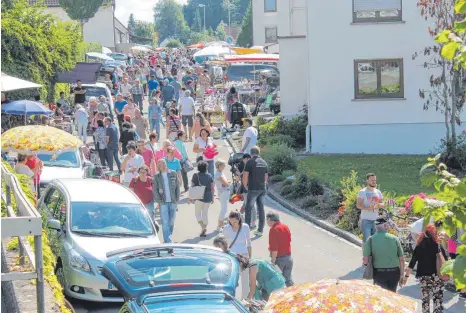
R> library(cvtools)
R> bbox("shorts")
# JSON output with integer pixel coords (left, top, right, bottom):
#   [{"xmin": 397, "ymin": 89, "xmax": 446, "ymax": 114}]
[{"xmin": 182, "ymin": 115, "xmax": 194, "ymax": 128}]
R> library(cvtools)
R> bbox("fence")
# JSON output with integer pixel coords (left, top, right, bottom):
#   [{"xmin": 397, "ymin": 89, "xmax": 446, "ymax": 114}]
[{"xmin": 1, "ymin": 163, "xmax": 45, "ymax": 313}]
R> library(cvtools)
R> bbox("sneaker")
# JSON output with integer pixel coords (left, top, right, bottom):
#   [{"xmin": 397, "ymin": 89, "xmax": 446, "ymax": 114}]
[
  {"xmin": 250, "ymin": 225, "xmax": 257, "ymax": 230},
  {"xmin": 200, "ymin": 229, "xmax": 207, "ymax": 237},
  {"xmin": 254, "ymin": 230, "xmax": 263, "ymax": 237}
]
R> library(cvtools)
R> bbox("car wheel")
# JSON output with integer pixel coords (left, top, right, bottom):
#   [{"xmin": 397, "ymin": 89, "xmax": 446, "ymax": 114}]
[{"xmin": 55, "ymin": 260, "xmax": 67, "ymax": 290}]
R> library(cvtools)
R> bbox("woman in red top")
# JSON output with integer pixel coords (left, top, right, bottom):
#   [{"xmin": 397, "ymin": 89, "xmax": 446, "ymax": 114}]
[{"xmin": 129, "ymin": 165, "xmax": 155, "ymax": 220}]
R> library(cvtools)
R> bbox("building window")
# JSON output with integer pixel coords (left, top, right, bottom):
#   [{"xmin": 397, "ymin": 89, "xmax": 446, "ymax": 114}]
[
  {"xmin": 265, "ymin": 27, "xmax": 278, "ymax": 43},
  {"xmin": 264, "ymin": 0, "xmax": 277, "ymax": 12},
  {"xmin": 354, "ymin": 59, "xmax": 404, "ymax": 99},
  {"xmin": 353, "ymin": 0, "xmax": 402, "ymax": 23}
]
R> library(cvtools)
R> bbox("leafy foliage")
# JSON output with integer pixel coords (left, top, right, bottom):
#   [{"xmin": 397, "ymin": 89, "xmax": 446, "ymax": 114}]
[
  {"xmin": 166, "ymin": 39, "xmax": 184, "ymax": 48},
  {"xmin": 215, "ymin": 21, "xmax": 227, "ymax": 41},
  {"xmin": 236, "ymin": 1, "xmax": 252, "ymax": 47},
  {"xmin": 154, "ymin": 0, "xmax": 190, "ymax": 42},
  {"xmin": 336, "ymin": 171, "xmax": 363, "ymax": 234},
  {"xmin": 415, "ymin": 154, "xmax": 466, "ymax": 289},
  {"xmin": 309, "ymin": 177, "xmax": 325, "ymax": 196},
  {"xmin": 59, "ymin": 0, "xmax": 104, "ymax": 21},
  {"xmin": 280, "ymin": 184, "xmax": 295, "ymax": 197},
  {"xmin": 281, "ymin": 179, "xmax": 293, "ymax": 187},
  {"xmin": 128, "ymin": 13, "xmax": 136, "ymax": 31},
  {"xmin": 261, "ymin": 143, "xmax": 298, "ymax": 175},
  {"xmin": 269, "ymin": 174, "xmax": 285, "ymax": 183},
  {"xmin": 133, "ymin": 21, "xmax": 155, "ymax": 44},
  {"xmin": 2, "ymin": 0, "xmax": 83, "ymax": 102}
]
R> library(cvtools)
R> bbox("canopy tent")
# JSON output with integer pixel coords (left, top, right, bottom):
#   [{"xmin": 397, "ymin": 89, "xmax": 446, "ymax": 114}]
[
  {"xmin": 206, "ymin": 41, "xmax": 228, "ymax": 47},
  {"xmin": 231, "ymin": 47, "xmax": 263, "ymax": 55},
  {"xmin": 102, "ymin": 47, "xmax": 112, "ymax": 54},
  {"xmin": 251, "ymin": 45, "xmax": 265, "ymax": 51},
  {"xmin": 85, "ymin": 52, "xmax": 115, "ymax": 61},
  {"xmin": 1, "ymin": 73, "xmax": 42, "ymax": 92},
  {"xmin": 131, "ymin": 45, "xmax": 152, "ymax": 52},
  {"xmin": 187, "ymin": 42, "xmax": 205, "ymax": 49},
  {"xmin": 193, "ymin": 46, "xmax": 236, "ymax": 63},
  {"xmin": 224, "ymin": 54, "xmax": 279, "ymax": 63},
  {"xmin": 56, "ymin": 62, "xmax": 102, "ymax": 84}
]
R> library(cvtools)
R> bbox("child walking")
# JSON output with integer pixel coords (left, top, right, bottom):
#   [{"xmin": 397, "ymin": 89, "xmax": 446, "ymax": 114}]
[{"xmin": 215, "ymin": 160, "xmax": 231, "ymax": 232}]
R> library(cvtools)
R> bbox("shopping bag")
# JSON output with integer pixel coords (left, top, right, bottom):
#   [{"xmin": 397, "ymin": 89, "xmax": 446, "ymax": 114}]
[{"xmin": 189, "ymin": 174, "xmax": 206, "ymax": 200}]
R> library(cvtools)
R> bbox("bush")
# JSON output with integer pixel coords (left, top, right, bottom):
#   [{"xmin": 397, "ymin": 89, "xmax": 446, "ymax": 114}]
[
  {"xmin": 264, "ymin": 134, "xmax": 296, "ymax": 147},
  {"xmin": 262, "ymin": 143, "xmax": 298, "ymax": 175},
  {"xmin": 281, "ymin": 179, "xmax": 293, "ymax": 186},
  {"xmin": 269, "ymin": 174, "xmax": 285, "ymax": 183},
  {"xmin": 309, "ymin": 178, "xmax": 325, "ymax": 196},
  {"xmin": 302, "ymin": 196, "xmax": 318, "ymax": 208},
  {"xmin": 292, "ymin": 173, "xmax": 309, "ymax": 198},
  {"xmin": 438, "ymin": 131, "xmax": 466, "ymax": 172},
  {"xmin": 280, "ymin": 184, "xmax": 295, "ymax": 196},
  {"xmin": 336, "ymin": 171, "xmax": 363, "ymax": 233},
  {"xmin": 165, "ymin": 39, "xmax": 183, "ymax": 48}
]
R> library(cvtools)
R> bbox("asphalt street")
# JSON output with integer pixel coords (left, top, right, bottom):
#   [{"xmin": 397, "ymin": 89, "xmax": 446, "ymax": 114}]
[{"xmin": 70, "ymin": 99, "xmax": 464, "ymax": 313}]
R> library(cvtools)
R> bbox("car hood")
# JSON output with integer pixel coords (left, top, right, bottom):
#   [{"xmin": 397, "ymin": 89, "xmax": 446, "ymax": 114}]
[
  {"xmin": 40, "ymin": 166, "xmax": 84, "ymax": 185},
  {"xmin": 72, "ymin": 235, "xmax": 160, "ymax": 261}
]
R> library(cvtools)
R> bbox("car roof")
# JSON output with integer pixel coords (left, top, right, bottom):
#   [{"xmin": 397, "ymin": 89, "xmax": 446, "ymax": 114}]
[
  {"xmin": 82, "ymin": 82, "xmax": 108, "ymax": 88},
  {"xmin": 52, "ymin": 179, "xmax": 140, "ymax": 204}
]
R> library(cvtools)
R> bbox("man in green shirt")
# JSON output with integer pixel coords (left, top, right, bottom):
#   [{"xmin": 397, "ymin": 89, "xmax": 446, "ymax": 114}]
[{"xmin": 363, "ymin": 217, "xmax": 405, "ymax": 292}]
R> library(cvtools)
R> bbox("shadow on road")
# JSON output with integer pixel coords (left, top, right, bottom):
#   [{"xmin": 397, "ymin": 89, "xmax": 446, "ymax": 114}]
[
  {"xmin": 338, "ymin": 266, "xmax": 365, "ymax": 280},
  {"xmin": 182, "ymin": 231, "xmax": 217, "ymax": 244}
]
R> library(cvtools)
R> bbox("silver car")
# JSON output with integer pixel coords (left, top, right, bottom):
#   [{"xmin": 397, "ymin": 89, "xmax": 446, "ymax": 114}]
[{"xmin": 38, "ymin": 178, "xmax": 160, "ymax": 302}]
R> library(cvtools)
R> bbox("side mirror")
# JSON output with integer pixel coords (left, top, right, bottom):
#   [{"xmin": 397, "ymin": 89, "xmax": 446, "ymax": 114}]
[{"xmin": 47, "ymin": 219, "xmax": 61, "ymax": 231}]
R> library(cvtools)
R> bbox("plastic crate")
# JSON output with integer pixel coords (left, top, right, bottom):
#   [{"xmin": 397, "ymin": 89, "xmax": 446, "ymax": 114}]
[{"xmin": 103, "ymin": 171, "xmax": 121, "ymax": 183}]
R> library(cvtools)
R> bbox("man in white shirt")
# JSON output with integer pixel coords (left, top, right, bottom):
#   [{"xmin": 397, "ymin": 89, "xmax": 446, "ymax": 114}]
[
  {"xmin": 119, "ymin": 78, "xmax": 132, "ymax": 97},
  {"xmin": 121, "ymin": 142, "xmax": 145, "ymax": 186},
  {"xmin": 241, "ymin": 118, "xmax": 258, "ymax": 154},
  {"xmin": 179, "ymin": 90, "xmax": 195, "ymax": 140}
]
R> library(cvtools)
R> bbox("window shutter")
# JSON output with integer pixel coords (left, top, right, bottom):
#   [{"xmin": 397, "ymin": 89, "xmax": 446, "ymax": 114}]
[{"xmin": 353, "ymin": 0, "xmax": 402, "ymax": 11}]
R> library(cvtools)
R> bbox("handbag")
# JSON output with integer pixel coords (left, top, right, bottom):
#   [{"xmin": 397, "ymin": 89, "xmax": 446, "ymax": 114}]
[
  {"xmin": 229, "ymin": 224, "xmax": 243, "ymax": 249},
  {"xmin": 363, "ymin": 237, "xmax": 374, "ymax": 279},
  {"xmin": 436, "ymin": 244, "xmax": 450, "ymax": 281},
  {"xmin": 182, "ymin": 159, "xmax": 194, "ymax": 172},
  {"xmin": 189, "ymin": 173, "xmax": 206, "ymax": 200}
]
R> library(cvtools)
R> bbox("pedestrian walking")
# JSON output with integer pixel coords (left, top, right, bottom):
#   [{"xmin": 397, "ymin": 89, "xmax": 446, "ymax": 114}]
[
  {"xmin": 73, "ymin": 80, "xmax": 86, "ymax": 105},
  {"xmin": 131, "ymin": 79, "xmax": 144, "ymax": 112},
  {"xmin": 363, "ymin": 217, "xmax": 405, "ymax": 292},
  {"xmin": 189, "ymin": 161, "xmax": 215, "ymax": 238},
  {"xmin": 222, "ymin": 211, "xmax": 252, "ymax": 299},
  {"xmin": 198, "ymin": 69, "xmax": 211, "ymax": 96},
  {"xmin": 193, "ymin": 128, "xmax": 215, "ymax": 177},
  {"xmin": 402, "ymin": 224, "xmax": 448, "ymax": 313},
  {"xmin": 179, "ymin": 90, "xmax": 195, "ymax": 140},
  {"xmin": 153, "ymin": 159, "xmax": 180, "ymax": 243},
  {"xmin": 166, "ymin": 108, "xmax": 182, "ymax": 142},
  {"xmin": 242, "ymin": 146, "xmax": 268, "ymax": 236},
  {"xmin": 165, "ymin": 146, "xmax": 183, "ymax": 184},
  {"xmin": 121, "ymin": 142, "xmax": 144, "ymax": 187},
  {"xmin": 14, "ymin": 154, "xmax": 35, "ymax": 190},
  {"xmin": 192, "ymin": 112, "xmax": 211, "ymax": 140},
  {"xmin": 146, "ymin": 132, "xmax": 160, "ymax": 155},
  {"xmin": 215, "ymin": 159, "xmax": 231, "ymax": 232},
  {"xmin": 358, "ymin": 173, "xmax": 385, "ymax": 250},
  {"xmin": 129, "ymin": 165, "xmax": 155, "ymax": 220},
  {"xmin": 170, "ymin": 76, "xmax": 182, "ymax": 102},
  {"xmin": 148, "ymin": 94, "xmax": 164, "ymax": 135},
  {"xmin": 104, "ymin": 117, "xmax": 121, "ymax": 172},
  {"xmin": 161, "ymin": 79, "xmax": 175, "ymax": 107},
  {"xmin": 237, "ymin": 154, "xmax": 257, "ymax": 229},
  {"xmin": 266, "ymin": 212, "xmax": 294, "ymax": 287},
  {"xmin": 240, "ymin": 118, "xmax": 258, "ymax": 154},
  {"xmin": 74, "ymin": 104, "xmax": 89, "ymax": 143},
  {"xmin": 173, "ymin": 131, "xmax": 190, "ymax": 192},
  {"xmin": 114, "ymin": 94, "xmax": 128, "ymax": 129},
  {"xmin": 97, "ymin": 96, "xmax": 110, "ymax": 117},
  {"xmin": 122, "ymin": 98, "xmax": 138, "ymax": 120},
  {"xmin": 119, "ymin": 122, "xmax": 137, "ymax": 155},
  {"xmin": 155, "ymin": 139, "xmax": 182, "ymax": 162},
  {"xmin": 133, "ymin": 109, "xmax": 148, "ymax": 140},
  {"xmin": 148, "ymin": 75, "xmax": 159, "ymax": 98},
  {"xmin": 137, "ymin": 140, "xmax": 156, "ymax": 174},
  {"xmin": 93, "ymin": 119, "xmax": 107, "ymax": 166}
]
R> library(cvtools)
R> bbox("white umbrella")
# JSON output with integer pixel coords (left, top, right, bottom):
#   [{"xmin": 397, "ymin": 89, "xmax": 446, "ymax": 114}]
[
  {"xmin": 206, "ymin": 41, "xmax": 228, "ymax": 47},
  {"xmin": 102, "ymin": 46, "xmax": 112, "ymax": 54},
  {"xmin": 86, "ymin": 52, "xmax": 115, "ymax": 61},
  {"xmin": 131, "ymin": 46, "xmax": 151, "ymax": 52},
  {"xmin": 194, "ymin": 46, "xmax": 236, "ymax": 58},
  {"xmin": 1, "ymin": 72, "xmax": 42, "ymax": 92}
]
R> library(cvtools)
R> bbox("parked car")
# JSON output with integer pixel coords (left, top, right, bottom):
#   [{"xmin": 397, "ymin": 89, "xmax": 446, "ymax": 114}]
[
  {"xmin": 39, "ymin": 179, "xmax": 160, "ymax": 302},
  {"xmin": 37, "ymin": 147, "xmax": 92, "ymax": 188},
  {"xmin": 225, "ymin": 64, "xmax": 279, "ymax": 82},
  {"xmin": 82, "ymin": 82, "xmax": 115, "ymax": 119},
  {"xmin": 101, "ymin": 244, "xmax": 249, "ymax": 312}
]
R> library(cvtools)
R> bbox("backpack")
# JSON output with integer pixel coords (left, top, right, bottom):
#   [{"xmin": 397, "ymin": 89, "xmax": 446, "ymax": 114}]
[{"xmin": 230, "ymin": 102, "xmax": 245, "ymax": 123}]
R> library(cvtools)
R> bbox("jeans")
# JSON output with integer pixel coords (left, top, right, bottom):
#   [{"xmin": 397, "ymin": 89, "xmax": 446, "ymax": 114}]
[
  {"xmin": 98, "ymin": 148, "xmax": 107, "ymax": 167},
  {"xmin": 150, "ymin": 118, "xmax": 162, "ymax": 135},
  {"xmin": 245, "ymin": 190, "xmax": 266, "ymax": 232},
  {"xmin": 117, "ymin": 114, "xmax": 124, "ymax": 130},
  {"xmin": 181, "ymin": 167, "xmax": 189, "ymax": 191},
  {"xmin": 275, "ymin": 255, "xmax": 294, "ymax": 287},
  {"xmin": 106, "ymin": 147, "xmax": 121, "ymax": 171},
  {"xmin": 373, "ymin": 267, "xmax": 400, "ymax": 293},
  {"xmin": 242, "ymin": 193, "xmax": 257, "ymax": 227},
  {"xmin": 206, "ymin": 160, "xmax": 215, "ymax": 178},
  {"xmin": 144, "ymin": 201, "xmax": 155, "ymax": 221},
  {"xmin": 361, "ymin": 219, "xmax": 376, "ymax": 243},
  {"xmin": 160, "ymin": 202, "xmax": 177, "ymax": 243},
  {"xmin": 133, "ymin": 94, "xmax": 143, "ymax": 111},
  {"xmin": 77, "ymin": 123, "xmax": 87, "ymax": 143}
]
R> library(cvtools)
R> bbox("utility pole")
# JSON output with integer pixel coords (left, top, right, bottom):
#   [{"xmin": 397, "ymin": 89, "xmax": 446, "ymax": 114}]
[{"xmin": 199, "ymin": 4, "xmax": 206, "ymax": 43}]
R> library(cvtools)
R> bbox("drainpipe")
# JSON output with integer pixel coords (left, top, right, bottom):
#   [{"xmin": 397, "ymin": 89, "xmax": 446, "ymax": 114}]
[{"xmin": 305, "ymin": 0, "xmax": 311, "ymax": 153}]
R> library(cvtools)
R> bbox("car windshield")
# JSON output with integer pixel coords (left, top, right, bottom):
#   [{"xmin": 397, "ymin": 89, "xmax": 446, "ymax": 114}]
[
  {"xmin": 115, "ymin": 250, "xmax": 232, "ymax": 287},
  {"xmin": 108, "ymin": 54, "xmax": 127, "ymax": 61},
  {"xmin": 37, "ymin": 151, "xmax": 79, "ymax": 168},
  {"xmin": 71, "ymin": 202, "xmax": 154, "ymax": 237},
  {"xmin": 84, "ymin": 87, "xmax": 107, "ymax": 99}
]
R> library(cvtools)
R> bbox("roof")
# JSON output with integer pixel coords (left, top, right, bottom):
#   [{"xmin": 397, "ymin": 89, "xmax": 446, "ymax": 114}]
[
  {"xmin": 56, "ymin": 62, "xmax": 102, "ymax": 84},
  {"xmin": 55, "ymin": 179, "xmax": 141, "ymax": 204},
  {"xmin": 29, "ymin": 0, "xmax": 113, "ymax": 7}
]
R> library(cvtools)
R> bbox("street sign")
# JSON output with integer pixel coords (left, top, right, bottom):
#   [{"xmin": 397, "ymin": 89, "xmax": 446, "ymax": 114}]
[{"xmin": 226, "ymin": 36, "xmax": 233, "ymax": 45}]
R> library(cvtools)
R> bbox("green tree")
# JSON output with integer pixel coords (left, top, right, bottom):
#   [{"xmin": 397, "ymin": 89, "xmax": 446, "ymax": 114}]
[
  {"xmin": 154, "ymin": 0, "xmax": 189, "ymax": 42},
  {"xmin": 415, "ymin": 155, "xmax": 466, "ymax": 289},
  {"xmin": 236, "ymin": 1, "xmax": 252, "ymax": 47},
  {"xmin": 165, "ymin": 39, "xmax": 183, "ymax": 48},
  {"xmin": 192, "ymin": 8, "xmax": 202, "ymax": 32},
  {"xmin": 58, "ymin": 0, "xmax": 104, "ymax": 35},
  {"xmin": 215, "ymin": 21, "xmax": 227, "ymax": 41},
  {"xmin": 128, "ymin": 13, "xmax": 136, "ymax": 32},
  {"xmin": 228, "ymin": 0, "xmax": 249, "ymax": 25},
  {"xmin": 2, "ymin": 0, "xmax": 83, "ymax": 102},
  {"xmin": 133, "ymin": 21, "xmax": 155, "ymax": 45},
  {"xmin": 183, "ymin": 0, "xmax": 225, "ymax": 30}
]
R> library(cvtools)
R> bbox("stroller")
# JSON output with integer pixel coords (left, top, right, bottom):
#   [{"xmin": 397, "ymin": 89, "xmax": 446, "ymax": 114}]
[{"xmin": 228, "ymin": 152, "xmax": 245, "ymax": 203}]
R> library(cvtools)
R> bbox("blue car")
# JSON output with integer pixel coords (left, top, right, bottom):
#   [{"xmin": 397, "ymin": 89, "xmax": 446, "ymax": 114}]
[{"xmin": 101, "ymin": 244, "xmax": 249, "ymax": 313}]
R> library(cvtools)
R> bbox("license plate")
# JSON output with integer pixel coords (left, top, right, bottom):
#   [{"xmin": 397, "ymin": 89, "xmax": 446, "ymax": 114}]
[{"xmin": 108, "ymin": 282, "xmax": 113, "ymax": 290}]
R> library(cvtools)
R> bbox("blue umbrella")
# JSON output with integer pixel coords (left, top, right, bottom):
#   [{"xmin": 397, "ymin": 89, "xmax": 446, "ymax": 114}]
[{"xmin": 1, "ymin": 100, "xmax": 52, "ymax": 115}]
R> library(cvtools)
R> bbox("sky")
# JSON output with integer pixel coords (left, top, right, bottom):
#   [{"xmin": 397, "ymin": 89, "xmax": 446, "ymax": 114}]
[{"xmin": 115, "ymin": 0, "xmax": 188, "ymax": 26}]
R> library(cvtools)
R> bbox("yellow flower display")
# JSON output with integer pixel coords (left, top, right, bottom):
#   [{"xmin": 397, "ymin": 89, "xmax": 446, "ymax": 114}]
[
  {"xmin": 1, "ymin": 125, "xmax": 81, "ymax": 154},
  {"xmin": 264, "ymin": 279, "xmax": 417, "ymax": 313}
]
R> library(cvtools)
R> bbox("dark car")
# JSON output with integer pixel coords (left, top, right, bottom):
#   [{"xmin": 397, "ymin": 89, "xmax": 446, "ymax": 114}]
[
  {"xmin": 102, "ymin": 244, "xmax": 249, "ymax": 313},
  {"xmin": 225, "ymin": 64, "xmax": 279, "ymax": 82}
]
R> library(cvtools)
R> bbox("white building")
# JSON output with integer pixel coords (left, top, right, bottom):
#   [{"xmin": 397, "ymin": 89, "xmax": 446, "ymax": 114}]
[
  {"xmin": 251, "ymin": 0, "xmax": 279, "ymax": 53},
  {"xmin": 306, "ymin": 0, "xmax": 466, "ymax": 154},
  {"xmin": 29, "ymin": 0, "xmax": 129, "ymax": 51}
]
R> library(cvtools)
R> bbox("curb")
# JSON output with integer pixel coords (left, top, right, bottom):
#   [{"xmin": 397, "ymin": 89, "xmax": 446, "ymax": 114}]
[{"xmin": 225, "ymin": 134, "xmax": 362, "ymax": 247}]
